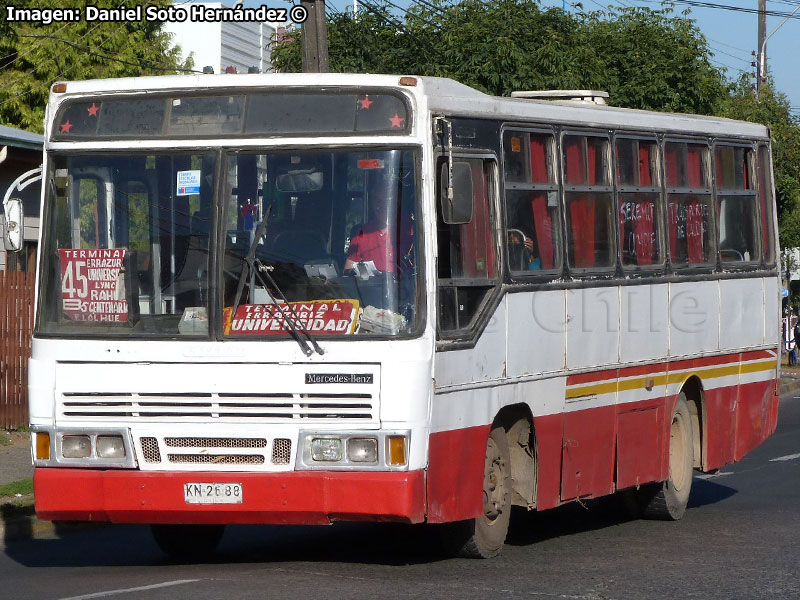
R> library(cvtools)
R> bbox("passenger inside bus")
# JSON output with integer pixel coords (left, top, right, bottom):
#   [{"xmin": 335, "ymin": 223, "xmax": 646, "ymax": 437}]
[{"xmin": 507, "ymin": 228, "xmax": 541, "ymax": 271}]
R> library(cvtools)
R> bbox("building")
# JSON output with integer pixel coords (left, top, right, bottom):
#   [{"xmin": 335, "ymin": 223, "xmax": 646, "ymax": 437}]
[
  {"xmin": 0, "ymin": 124, "xmax": 43, "ymax": 271},
  {"xmin": 163, "ymin": 2, "xmax": 280, "ymax": 74}
]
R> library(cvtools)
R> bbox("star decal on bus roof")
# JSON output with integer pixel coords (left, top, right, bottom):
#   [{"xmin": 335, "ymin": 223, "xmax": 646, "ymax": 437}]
[
  {"xmin": 358, "ymin": 95, "xmax": 373, "ymax": 110},
  {"xmin": 389, "ymin": 113, "xmax": 405, "ymax": 128},
  {"xmin": 87, "ymin": 103, "xmax": 99, "ymax": 117},
  {"xmin": 60, "ymin": 120, "xmax": 73, "ymax": 133}
]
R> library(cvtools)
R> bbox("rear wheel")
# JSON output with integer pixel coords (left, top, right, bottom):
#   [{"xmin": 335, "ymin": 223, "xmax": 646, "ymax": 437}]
[
  {"xmin": 637, "ymin": 393, "xmax": 694, "ymax": 520},
  {"xmin": 454, "ymin": 425, "xmax": 512, "ymax": 558},
  {"xmin": 151, "ymin": 524, "xmax": 225, "ymax": 559}
]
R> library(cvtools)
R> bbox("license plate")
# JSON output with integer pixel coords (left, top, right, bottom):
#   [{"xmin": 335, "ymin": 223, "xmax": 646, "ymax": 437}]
[{"xmin": 184, "ymin": 482, "xmax": 243, "ymax": 504}]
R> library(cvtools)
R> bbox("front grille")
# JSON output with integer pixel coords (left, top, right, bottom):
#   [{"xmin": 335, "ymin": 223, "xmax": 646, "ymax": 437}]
[
  {"xmin": 165, "ymin": 437, "xmax": 268, "ymax": 448},
  {"xmin": 141, "ymin": 437, "xmax": 161, "ymax": 463},
  {"xmin": 168, "ymin": 454, "xmax": 265, "ymax": 465},
  {"xmin": 272, "ymin": 438, "xmax": 292, "ymax": 464},
  {"xmin": 61, "ymin": 392, "xmax": 376, "ymax": 422},
  {"xmin": 139, "ymin": 436, "xmax": 293, "ymax": 468}
]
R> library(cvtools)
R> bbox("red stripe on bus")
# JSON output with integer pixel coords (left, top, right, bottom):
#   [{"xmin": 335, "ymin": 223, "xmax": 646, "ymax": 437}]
[
  {"xmin": 34, "ymin": 469, "xmax": 427, "ymax": 525},
  {"xmin": 566, "ymin": 349, "xmax": 776, "ymax": 387}
]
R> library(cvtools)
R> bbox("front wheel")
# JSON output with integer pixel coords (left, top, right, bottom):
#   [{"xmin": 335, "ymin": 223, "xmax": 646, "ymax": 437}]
[
  {"xmin": 151, "ymin": 524, "xmax": 225, "ymax": 559},
  {"xmin": 637, "ymin": 393, "xmax": 695, "ymax": 520},
  {"xmin": 451, "ymin": 425, "xmax": 512, "ymax": 558}
]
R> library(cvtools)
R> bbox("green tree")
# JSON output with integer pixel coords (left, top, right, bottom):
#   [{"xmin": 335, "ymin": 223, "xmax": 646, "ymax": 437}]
[
  {"xmin": 272, "ymin": 0, "xmax": 728, "ymax": 113},
  {"xmin": 0, "ymin": 0, "xmax": 192, "ymax": 133},
  {"xmin": 584, "ymin": 6, "xmax": 727, "ymax": 114}
]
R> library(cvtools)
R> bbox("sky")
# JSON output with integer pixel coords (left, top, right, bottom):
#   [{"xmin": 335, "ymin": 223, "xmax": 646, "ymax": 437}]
[{"xmin": 312, "ymin": 0, "xmax": 800, "ymax": 114}]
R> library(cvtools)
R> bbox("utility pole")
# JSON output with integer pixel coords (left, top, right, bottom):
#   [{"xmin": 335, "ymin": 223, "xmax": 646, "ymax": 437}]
[
  {"xmin": 757, "ymin": 3, "xmax": 800, "ymax": 98},
  {"xmin": 757, "ymin": 0, "xmax": 766, "ymax": 96},
  {"xmin": 301, "ymin": 0, "xmax": 329, "ymax": 73}
]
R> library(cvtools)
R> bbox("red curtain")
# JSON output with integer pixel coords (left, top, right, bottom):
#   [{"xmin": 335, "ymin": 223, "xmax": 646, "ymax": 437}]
[
  {"xmin": 565, "ymin": 140, "xmax": 584, "ymax": 185},
  {"xmin": 638, "ymin": 144, "xmax": 652, "ymax": 186},
  {"xmin": 686, "ymin": 199, "xmax": 704, "ymax": 263},
  {"xmin": 531, "ymin": 193, "xmax": 554, "ymax": 269},
  {"xmin": 687, "ymin": 146, "xmax": 703, "ymax": 187},
  {"xmin": 668, "ymin": 201, "xmax": 678, "ymax": 260},
  {"xmin": 587, "ymin": 142, "xmax": 598, "ymax": 185},
  {"xmin": 620, "ymin": 197, "xmax": 656, "ymax": 265},
  {"xmin": 665, "ymin": 147, "xmax": 679, "ymax": 187},
  {"xmin": 633, "ymin": 200, "xmax": 655, "ymax": 265},
  {"xmin": 460, "ymin": 164, "xmax": 488, "ymax": 278},
  {"xmin": 569, "ymin": 196, "xmax": 595, "ymax": 268},
  {"xmin": 530, "ymin": 138, "xmax": 548, "ymax": 183},
  {"xmin": 758, "ymin": 148, "xmax": 770, "ymax": 258}
]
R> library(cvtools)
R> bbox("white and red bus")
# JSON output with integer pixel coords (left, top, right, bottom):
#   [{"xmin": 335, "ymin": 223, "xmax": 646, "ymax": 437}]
[{"xmin": 6, "ymin": 74, "xmax": 779, "ymax": 558}]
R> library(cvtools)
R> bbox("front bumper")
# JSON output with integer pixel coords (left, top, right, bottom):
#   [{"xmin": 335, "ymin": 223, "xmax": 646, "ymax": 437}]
[{"xmin": 34, "ymin": 468, "xmax": 426, "ymax": 525}]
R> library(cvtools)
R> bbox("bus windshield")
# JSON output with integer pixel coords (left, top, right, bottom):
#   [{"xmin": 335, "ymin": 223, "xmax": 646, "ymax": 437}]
[
  {"xmin": 36, "ymin": 148, "xmax": 421, "ymax": 339},
  {"xmin": 222, "ymin": 148, "xmax": 419, "ymax": 338}
]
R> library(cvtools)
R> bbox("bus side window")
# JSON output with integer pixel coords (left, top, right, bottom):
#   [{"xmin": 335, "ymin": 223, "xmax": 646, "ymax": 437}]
[
  {"xmin": 757, "ymin": 144, "xmax": 776, "ymax": 266},
  {"xmin": 715, "ymin": 144, "xmax": 759, "ymax": 265},
  {"xmin": 437, "ymin": 157, "xmax": 499, "ymax": 334},
  {"xmin": 563, "ymin": 134, "xmax": 615, "ymax": 271},
  {"xmin": 616, "ymin": 137, "xmax": 662, "ymax": 269},
  {"xmin": 665, "ymin": 141, "xmax": 715, "ymax": 267},
  {"xmin": 502, "ymin": 130, "xmax": 560, "ymax": 274}
]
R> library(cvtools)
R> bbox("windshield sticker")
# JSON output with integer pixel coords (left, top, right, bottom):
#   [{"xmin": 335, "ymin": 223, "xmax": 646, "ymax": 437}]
[
  {"xmin": 59, "ymin": 249, "xmax": 128, "ymax": 322},
  {"xmin": 224, "ymin": 299, "xmax": 360, "ymax": 336},
  {"xmin": 176, "ymin": 170, "xmax": 201, "ymax": 196}
]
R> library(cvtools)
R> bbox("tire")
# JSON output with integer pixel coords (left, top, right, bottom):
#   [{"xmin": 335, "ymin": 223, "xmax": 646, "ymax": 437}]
[
  {"xmin": 151, "ymin": 524, "xmax": 225, "ymax": 559},
  {"xmin": 453, "ymin": 425, "xmax": 513, "ymax": 558},
  {"xmin": 638, "ymin": 393, "xmax": 695, "ymax": 520}
]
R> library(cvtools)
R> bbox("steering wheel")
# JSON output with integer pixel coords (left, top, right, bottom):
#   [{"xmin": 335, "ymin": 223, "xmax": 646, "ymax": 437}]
[{"xmin": 507, "ymin": 228, "xmax": 526, "ymax": 244}]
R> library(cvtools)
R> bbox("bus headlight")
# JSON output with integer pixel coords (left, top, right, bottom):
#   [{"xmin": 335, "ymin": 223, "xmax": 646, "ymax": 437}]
[
  {"xmin": 311, "ymin": 437, "xmax": 343, "ymax": 461},
  {"xmin": 347, "ymin": 438, "xmax": 378, "ymax": 463},
  {"xmin": 96, "ymin": 435, "xmax": 126, "ymax": 458},
  {"xmin": 62, "ymin": 435, "xmax": 91, "ymax": 458}
]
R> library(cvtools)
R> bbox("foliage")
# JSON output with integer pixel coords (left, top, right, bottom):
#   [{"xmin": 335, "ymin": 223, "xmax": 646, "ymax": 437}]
[
  {"xmin": 583, "ymin": 7, "xmax": 727, "ymax": 114},
  {"xmin": 0, "ymin": 0, "xmax": 192, "ymax": 133},
  {"xmin": 272, "ymin": 0, "xmax": 727, "ymax": 112}
]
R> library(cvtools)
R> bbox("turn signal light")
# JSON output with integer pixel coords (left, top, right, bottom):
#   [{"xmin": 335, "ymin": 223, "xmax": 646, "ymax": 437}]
[
  {"xmin": 387, "ymin": 436, "xmax": 407, "ymax": 466},
  {"xmin": 51, "ymin": 83, "xmax": 67, "ymax": 93},
  {"xmin": 35, "ymin": 432, "xmax": 51, "ymax": 460}
]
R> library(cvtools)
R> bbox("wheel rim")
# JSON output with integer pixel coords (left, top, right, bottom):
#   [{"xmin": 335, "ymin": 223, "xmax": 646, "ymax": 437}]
[
  {"xmin": 482, "ymin": 438, "xmax": 507, "ymax": 523},
  {"xmin": 669, "ymin": 411, "xmax": 690, "ymax": 493}
]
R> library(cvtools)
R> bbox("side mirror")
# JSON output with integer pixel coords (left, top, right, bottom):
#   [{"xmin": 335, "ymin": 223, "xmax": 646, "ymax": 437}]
[{"xmin": 3, "ymin": 197, "xmax": 23, "ymax": 252}]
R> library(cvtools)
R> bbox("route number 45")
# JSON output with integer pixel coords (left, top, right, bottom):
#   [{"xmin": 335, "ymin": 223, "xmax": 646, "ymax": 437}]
[{"xmin": 63, "ymin": 260, "xmax": 88, "ymax": 298}]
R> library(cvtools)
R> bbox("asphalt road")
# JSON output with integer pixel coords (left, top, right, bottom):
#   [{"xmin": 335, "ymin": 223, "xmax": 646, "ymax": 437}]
[{"xmin": 2, "ymin": 394, "xmax": 799, "ymax": 600}]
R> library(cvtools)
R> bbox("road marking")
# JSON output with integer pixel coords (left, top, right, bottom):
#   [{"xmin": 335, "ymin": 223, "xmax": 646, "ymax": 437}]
[
  {"xmin": 57, "ymin": 580, "xmax": 200, "ymax": 600},
  {"xmin": 695, "ymin": 472, "xmax": 734, "ymax": 480},
  {"xmin": 769, "ymin": 452, "xmax": 800, "ymax": 462}
]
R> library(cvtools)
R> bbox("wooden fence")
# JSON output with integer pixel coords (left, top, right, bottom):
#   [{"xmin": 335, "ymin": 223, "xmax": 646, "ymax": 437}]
[{"xmin": 0, "ymin": 270, "xmax": 34, "ymax": 429}]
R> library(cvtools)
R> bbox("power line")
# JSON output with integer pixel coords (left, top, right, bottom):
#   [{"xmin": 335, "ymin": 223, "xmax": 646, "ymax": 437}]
[{"xmin": 641, "ymin": 0, "xmax": 800, "ymax": 18}]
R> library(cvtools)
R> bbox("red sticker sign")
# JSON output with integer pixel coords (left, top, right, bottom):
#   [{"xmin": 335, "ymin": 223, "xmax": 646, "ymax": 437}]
[
  {"xmin": 59, "ymin": 249, "xmax": 129, "ymax": 322},
  {"xmin": 224, "ymin": 299, "xmax": 359, "ymax": 336}
]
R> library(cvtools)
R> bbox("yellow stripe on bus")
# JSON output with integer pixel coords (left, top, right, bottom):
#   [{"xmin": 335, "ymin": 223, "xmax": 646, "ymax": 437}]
[{"xmin": 565, "ymin": 359, "xmax": 776, "ymax": 400}]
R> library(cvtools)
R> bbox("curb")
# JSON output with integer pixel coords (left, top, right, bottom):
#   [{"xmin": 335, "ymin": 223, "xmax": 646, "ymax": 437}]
[
  {"xmin": 0, "ymin": 502, "xmax": 107, "ymax": 549},
  {"xmin": 780, "ymin": 375, "xmax": 800, "ymax": 398}
]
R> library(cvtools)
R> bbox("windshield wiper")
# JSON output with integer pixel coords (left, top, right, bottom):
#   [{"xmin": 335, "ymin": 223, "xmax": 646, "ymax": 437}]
[{"xmin": 231, "ymin": 206, "xmax": 323, "ymax": 356}]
